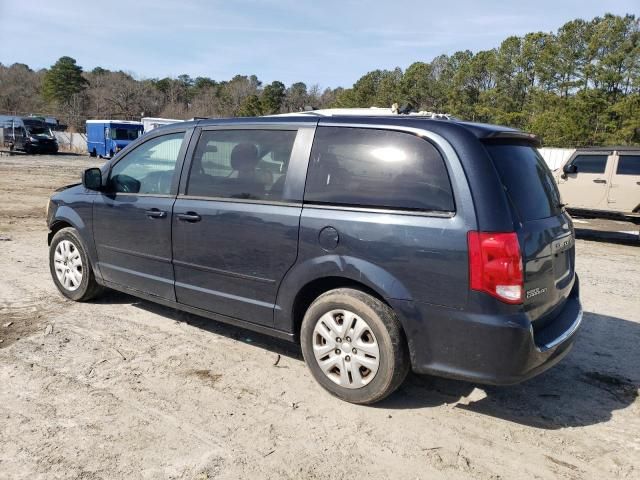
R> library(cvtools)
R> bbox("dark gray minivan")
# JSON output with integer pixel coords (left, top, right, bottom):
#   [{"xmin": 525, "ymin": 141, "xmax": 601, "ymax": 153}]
[{"xmin": 46, "ymin": 115, "xmax": 582, "ymax": 404}]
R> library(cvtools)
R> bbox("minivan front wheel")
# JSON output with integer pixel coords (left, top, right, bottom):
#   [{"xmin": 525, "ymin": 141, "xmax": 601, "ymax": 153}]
[
  {"xmin": 49, "ymin": 227, "xmax": 103, "ymax": 301},
  {"xmin": 301, "ymin": 288, "xmax": 409, "ymax": 404}
]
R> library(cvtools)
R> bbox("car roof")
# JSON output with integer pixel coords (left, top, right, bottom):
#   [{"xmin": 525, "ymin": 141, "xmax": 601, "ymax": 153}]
[
  {"xmin": 156, "ymin": 115, "xmax": 538, "ymax": 144},
  {"xmin": 574, "ymin": 146, "xmax": 640, "ymax": 152}
]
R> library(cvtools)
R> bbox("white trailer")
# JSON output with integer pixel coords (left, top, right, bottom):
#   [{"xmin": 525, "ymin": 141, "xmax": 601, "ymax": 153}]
[
  {"xmin": 538, "ymin": 147, "xmax": 576, "ymax": 171},
  {"xmin": 141, "ymin": 117, "xmax": 184, "ymax": 133}
]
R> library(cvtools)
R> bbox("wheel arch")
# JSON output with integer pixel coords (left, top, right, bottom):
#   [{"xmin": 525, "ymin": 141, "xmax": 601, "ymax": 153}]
[
  {"xmin": 274, "ymin": 255, "xmax": 413, "ymax": 339},
  {"xmin": 48, "ymin": 219, "xmax": 74, "ymax": 245},
  {"xmin": 48, "ymin": 207, "xmax": 102, "ymax": 280},
  {"xmin": 290, "ymin": 277, "xmax": 389, "ymax": 340}
]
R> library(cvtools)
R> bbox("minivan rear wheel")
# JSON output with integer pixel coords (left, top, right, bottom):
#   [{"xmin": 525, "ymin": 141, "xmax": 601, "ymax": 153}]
[
  {"xmin": 49, "ymin": 227, "xmax": 103, "ymax": 301},
  {"xmin": 300, "ymin": 288, "xmax": 409, "ymax": 404}
]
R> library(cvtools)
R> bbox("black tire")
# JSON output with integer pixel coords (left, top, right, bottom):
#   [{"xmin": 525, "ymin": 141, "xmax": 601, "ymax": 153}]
[
  {"xmin": 300, "ymin": 288, "xmax": 409, "ymax": 404},
  {"xmin": 49, "ymin": 227, "xmax": 103, "ymax": 301}
]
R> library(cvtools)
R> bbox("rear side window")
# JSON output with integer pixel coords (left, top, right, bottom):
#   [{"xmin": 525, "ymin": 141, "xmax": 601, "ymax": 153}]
[
  {"xmin": 486, "ymin": 143, "xmax": 562, "ymax": 221},
  {"xmin": 617, "ymin": 155, "xmax": 640, "ymax": 175},
  {"xmin": 571, "ymin": 155, "xmax": 608, "ymax": 174},
  {"xmin": 304, "ymin": 127, "xmax": 454, "ymax": 212},
  {"xmin": 186, "ymin": 129, "xmax": 297, "ymax": 201}
]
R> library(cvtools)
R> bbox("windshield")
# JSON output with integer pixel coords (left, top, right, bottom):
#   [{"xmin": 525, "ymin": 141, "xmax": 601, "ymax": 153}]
[
  {"xmin": 485, "ymin": 143, "xmax": 563, "ymax": 221},
  {"xmin": 111, "ymin": 128, "xmax": 141, "ymax": 141},
  {"xmin": 23, "ymin": 121, "xmax": 52, "ymax": 136},
  {"xmin": 27, "ymin": 125, "xmax": 51, "ymax": 135}
]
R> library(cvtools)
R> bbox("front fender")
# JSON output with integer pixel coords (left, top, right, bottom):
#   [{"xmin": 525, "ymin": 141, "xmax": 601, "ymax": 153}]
[
  {"xmin": 48, "ymin": 197, "xmax": 101, "ymax": 280},
  {"xmin": 274, "ymin": 254, "xmax": 412, "ymax": 332},
  {"xmin": 49, "ymin": 205, "xmax": 87, "ymax": 241}
]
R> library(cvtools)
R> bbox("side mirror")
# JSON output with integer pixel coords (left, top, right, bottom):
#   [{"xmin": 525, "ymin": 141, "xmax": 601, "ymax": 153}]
[
  {"xmin": 563, "ymin": 163, "xmax": 577, "ymax": 174},
  {"xmin": 83, "ymin": 168, "xmax": 102, "ymax": 191}
]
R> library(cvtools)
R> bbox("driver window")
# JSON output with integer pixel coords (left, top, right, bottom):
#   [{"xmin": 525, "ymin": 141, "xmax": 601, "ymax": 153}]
[
  {"xmin": 109, "ymin": 132, "xmax": 184, "ymax": 195},
  {"xmin": 571, "ymin": 155, "xmax": 607, "ymax": 174}
]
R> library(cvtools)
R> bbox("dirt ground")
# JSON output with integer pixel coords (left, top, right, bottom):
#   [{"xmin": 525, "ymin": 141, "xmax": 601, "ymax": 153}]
[{"xmin": 0, "ymin": 153, "xmax": 638, "ymax": 480}]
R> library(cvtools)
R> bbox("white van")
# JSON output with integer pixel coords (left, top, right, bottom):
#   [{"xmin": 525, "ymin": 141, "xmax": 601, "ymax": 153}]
[{"xmin": 555, "ymin": 147, "xmax": 640, "ymax": 223}]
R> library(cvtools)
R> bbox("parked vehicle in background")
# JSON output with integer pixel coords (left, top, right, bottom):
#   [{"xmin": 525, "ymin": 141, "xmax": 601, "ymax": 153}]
[
  {"xmin": 538, "ymin": 147, "xmax": 575, "ymax": 171},
  {"xmin": 27, "ymin": 115, "xmax": 66, "ymax": 132},
  {"xmin": 555, "ymin": 147, "xmax": 640, "ymax": 223},
  {"xmin": 47, "ymin": 115, "xmax": 582, "ymax": 404},
  {"xmin": 86, "ymin": 120, "xmax": 143, "ymax": 158},
  {"xmin": 141, "ymin": 117, "xmax": 184, "ymax": 133},
  {"xmin": 0, "ymin": 115, "xmax": 59, "ymax": 153}
]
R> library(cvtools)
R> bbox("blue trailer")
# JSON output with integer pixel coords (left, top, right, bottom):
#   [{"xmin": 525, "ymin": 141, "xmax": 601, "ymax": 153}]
[{"xmin": 86, "ymin": 120, "xmax": 143, "ymax": 158}]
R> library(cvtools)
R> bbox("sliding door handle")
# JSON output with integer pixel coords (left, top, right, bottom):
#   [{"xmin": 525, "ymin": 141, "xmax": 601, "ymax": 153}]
[
  {"xmin": 592, "ymin": 179, "xmax": 607, "ymax": 184},
  {"xmin": 176, "ymin": 212, "xmax": 201, "ymax": 222},
  {"xmin": 145, "ymin": 208, "xmax": 167, "ymax": 218}
]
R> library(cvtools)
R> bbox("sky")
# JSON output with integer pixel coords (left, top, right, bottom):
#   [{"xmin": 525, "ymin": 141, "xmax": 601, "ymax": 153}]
[{"xmin": 0, "ymin": 0, "xmax": 637, "ymax": 88}]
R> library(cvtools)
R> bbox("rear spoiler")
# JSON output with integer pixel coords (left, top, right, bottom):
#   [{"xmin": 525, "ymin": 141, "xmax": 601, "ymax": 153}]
[{"xmin": 481, "ymin": 131, "xmax": 541, "ymax": 148}]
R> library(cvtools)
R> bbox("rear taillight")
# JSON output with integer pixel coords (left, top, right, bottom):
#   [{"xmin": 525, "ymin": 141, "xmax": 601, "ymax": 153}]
[{"xmin": 468, "ymin": 231, "xmax": 523, "ymax": 304}]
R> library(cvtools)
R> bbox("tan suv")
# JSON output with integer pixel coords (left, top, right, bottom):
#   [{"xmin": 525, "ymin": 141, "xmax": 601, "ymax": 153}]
[{"xmin": 555, "ymin": 147, "xmax": 640, "ymax": 223}]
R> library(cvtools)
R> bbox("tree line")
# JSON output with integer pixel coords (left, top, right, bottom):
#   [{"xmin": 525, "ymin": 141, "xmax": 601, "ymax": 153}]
[{"xmin": 0, "ymin": 13, "xmax": 637, "ymax": 147}]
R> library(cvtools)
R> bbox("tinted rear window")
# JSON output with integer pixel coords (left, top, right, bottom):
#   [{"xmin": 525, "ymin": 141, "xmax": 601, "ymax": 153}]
[
  {"xmin": 305, "ymin": 127, "xmax": 454, "ymax": 212},
  {"xmin": 617, "ymin": 155, "xmax": 640, "ymax": 175},
  {"xmin": 486, "ymin": 144, "xmax": 562, "ymax": 221}
]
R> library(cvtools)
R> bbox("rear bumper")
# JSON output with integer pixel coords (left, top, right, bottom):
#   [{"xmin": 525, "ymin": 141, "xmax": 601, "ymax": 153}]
[{"xmin": 391, "ymin": 276, "xmax": 582, "ymax": 385}]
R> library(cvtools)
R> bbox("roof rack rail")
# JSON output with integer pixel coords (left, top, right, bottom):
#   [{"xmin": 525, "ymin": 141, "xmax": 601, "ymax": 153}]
[{"xmin": 270, "ymin": 104, "xmax": 458, "ymax": 120}]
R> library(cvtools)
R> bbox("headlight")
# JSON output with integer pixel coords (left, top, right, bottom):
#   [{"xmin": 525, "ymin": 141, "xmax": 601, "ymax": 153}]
[{"xmin": 29, "ymin": 136, "xmax": 39, "ymax": 142}]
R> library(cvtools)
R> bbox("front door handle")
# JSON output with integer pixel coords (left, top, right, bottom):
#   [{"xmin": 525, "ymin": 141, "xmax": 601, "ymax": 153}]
[
  {"xmin": 176, "ymin": 212, "xmax": 201, "ymax": 222},
  {"xmin": 145, "ymin": 208, "xmax": 167, "ymax": 218},
  {"xmin": 593, "ymin": 179, "xmax": 607, "ymax": 184}
]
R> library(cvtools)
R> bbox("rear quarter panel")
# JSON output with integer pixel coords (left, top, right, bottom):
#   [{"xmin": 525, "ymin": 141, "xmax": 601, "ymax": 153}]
[{"xmin": 274, "ymin": 125, "xmax": 478, "ymax": 332}]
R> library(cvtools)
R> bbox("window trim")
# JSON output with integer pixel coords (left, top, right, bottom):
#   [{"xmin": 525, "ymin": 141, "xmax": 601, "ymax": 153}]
[
  {"xmin": 107, "ymin": 193, "xmax": 175, "ymax": 199},
  {"xmin": 303, "ymin": 125, "xmax": 456, "ymax": 214},
  {"xmin": 105, "ymin": 128, "xmax": 191, "ymax": 197},
  {"xmin": 177, "ymin": 194, "xmax": 302, "ymax": 208},
  {"xmin": 177, "ymin": 121, "xmax": 473, "ymax": 222},
  {"xmin": 302, "ymin": 202, "xmax": 455, "ymax": 218}
]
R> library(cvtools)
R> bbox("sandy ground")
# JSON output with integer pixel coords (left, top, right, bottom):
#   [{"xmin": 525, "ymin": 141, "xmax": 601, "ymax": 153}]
[{"xmin": 0, "ymin": 153, "xmax": 638, "ymax": 480}]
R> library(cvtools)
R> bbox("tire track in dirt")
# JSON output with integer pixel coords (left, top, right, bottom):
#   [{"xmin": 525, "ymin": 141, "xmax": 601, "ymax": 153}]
[{"xmin": 0, "ymin": 296, "xmax": 69, "ymax": 349}]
